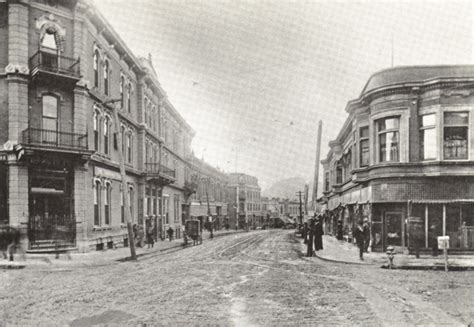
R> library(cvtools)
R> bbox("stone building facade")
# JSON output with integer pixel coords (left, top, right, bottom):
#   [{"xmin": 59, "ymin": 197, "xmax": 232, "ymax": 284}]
[
  {"xmin": 321, "ymin": 65, "xmax": 474, "ymax": 253},
  {"xmin": 0, "ymin": 0, "xmax": 194, "ymax": 252},
  {"xmin": 227, "ymin": 173, "xmax": 263, "ymax": 229}
]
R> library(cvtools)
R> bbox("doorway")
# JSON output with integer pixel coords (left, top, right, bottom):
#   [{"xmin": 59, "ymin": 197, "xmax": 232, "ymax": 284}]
[{"xmin": 384, "ymin": 211, "xmax": 405, "ymax": 248}]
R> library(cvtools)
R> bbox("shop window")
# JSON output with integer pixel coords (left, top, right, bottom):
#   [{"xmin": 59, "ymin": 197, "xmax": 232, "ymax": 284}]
[
  {"xmin": 93, "ymin": 50, "xmax": 100, "ymax": 88},
  {"xmin": 420, "ymin": 114, "xmax": 437, "ymax": 160},
  {"xmin": 444, "ymin": 112, "xmax": 468, "ymax": 160},
  {"xmin": 174, "ymin": 195, "xmax": 180, "ymax": 223},
  {"xmin": 153, "ymin": 188, "xmax": 158, "ymax": 215},
  {"xmin": 105, "ymin": 183, "xmax": 111, "ymax": 225},
  {"xmin": 164, "ymin": 196, "xmax": 169, "ymax": 224},
  {"xmin": 94, "ymin": 181, "xmax": 101, "ymax": 226},
  {"xmin": 377, "ymin": 117, "xmax": 399, "ymax": 162},
  {"xmin": 146, "ymin": 187, "xmax": 151, "ymax": 216},
  {"xmin": 359, "ymin": 127, "xmax": 369, "ymax": 166}
]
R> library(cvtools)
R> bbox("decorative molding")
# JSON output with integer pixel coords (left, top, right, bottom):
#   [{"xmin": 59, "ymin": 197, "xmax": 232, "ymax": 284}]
[{"xmin": 5, "ymin": 64, "xmax": 29, "ymax": 75}]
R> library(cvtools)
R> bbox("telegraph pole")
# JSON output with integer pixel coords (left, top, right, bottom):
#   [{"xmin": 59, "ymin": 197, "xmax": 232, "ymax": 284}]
[
  {"xmin": 204, "ymin": 178, "xmax": 213, "ymax": 238},
  {"xmin": 312, "ymin": 120, "xmax": 323, "ymax": 210},
  {"xmin": 106, "ymin": 99, "xmax": 137, "ymax": 260}
]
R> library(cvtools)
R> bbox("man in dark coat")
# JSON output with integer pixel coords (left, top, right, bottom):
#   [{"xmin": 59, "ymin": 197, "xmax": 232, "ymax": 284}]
[
  {"xmin": 314, "ymin": 217, "xmax": 324, "ymax": 251},
  {"xmin": 353, "ymin": 220, "xmax": 365, "ymax": 260},
  {"xmin": 306, "ymin": 218, "xmax": 315, "ymax": 257}
]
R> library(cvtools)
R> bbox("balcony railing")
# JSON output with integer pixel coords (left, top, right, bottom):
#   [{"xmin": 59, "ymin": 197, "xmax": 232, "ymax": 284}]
[
  {"xmin": 22, "ymin": 128, "xmax": 88, "ymax": 150},
  {"xmin": 145, "ymin": 163, "xmax": 175, "ymax": 179},
  {"xmin": 29, "ymin": 50, "xmax": 80, "ymax": 79}
]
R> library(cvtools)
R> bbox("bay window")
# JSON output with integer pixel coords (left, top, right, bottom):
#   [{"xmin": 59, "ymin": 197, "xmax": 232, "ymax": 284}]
[
  {"xmin": 377, "ymin": 117, "xmax": 399, "ymax": 162},
  {"xmin": 444, "ymin": 112, "xmax": 468, "ymax": 160}
]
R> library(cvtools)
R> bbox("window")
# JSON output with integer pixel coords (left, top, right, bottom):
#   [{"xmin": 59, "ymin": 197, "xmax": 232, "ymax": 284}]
[
  {"xmin": 153, "ymin": 188, "xmax": 158, "ymax": 215},
  {"xmin": 94, "ymin": 181, "xmax": 101, "ymax": 226},
  {"xmin": 444, "ymin": 112, "xmax": 468, "ymax": 160},
  {"xmin": 103, "ymin": 60, "xmax": 109, "ymax": 96},
  {"xmin": 146, "ymin": 187, "xmax": 151, "ymax": 216},
  {"xmin": 174, "ymin": 195, "xmax": 179, "ymax": 223},
  {"xmin": 127, "ymin": 132, "xmax": 132, "ymax": 164},
  {"xmin": 164, "ymin": 196, "xmax": 169, "ymax": 224},
  {"xmin": 103, "ymin": 116, "xmax": 110, "ymax": 155},
  {"xmin": 93, "ymin": 50, "xmax": 99, "ymax": 88},
  {"xmin": 144, "ymin": 98, "xmax": 148, "ymax": 126},
  {"xmin": 105, "ymin": 183, "xmax": 111, "ymax": 225},
  {"xmin": 336, "ymin": 161, "xmax": 343, "ymax": 184},
  {"xmin": 121, "ymin": 126, "xmax": 126, "ymax": 156},
  {"xmin": 127, "ymin": 84, "xmax": 131, "ymax": 113},
  {"xmin": 420, "ymin": 114, "xmax": 436, "ymax": 160},
  {"xmin": 129, "ymin": 187, "xmax": 134, "ymax": 221},
  {"xmin": 324, "ymin": 172, "xmax": 330, "ymax": 191},
  {"xmin": 42, "ymin": 95, "xmax": 58, "ymax": 144},
  {"xmin": 359, "ymin": 127, "xmax": 369, "ymax": 166},
  {"xmin": 120, "ymin": 76, "xmax": 124, "ymax": 108},
  {"xmin": 342, "ymin": 149, "xmax": 352, "ymax": 182},
  {"xmin": 93, "ymin": 111, "xmax": 100, "ymax": 151},
  {"xmin": 41, "ymin": 31, "xmax": 58, "ymax": 50},
  {"xmin": 377, "ymin": 117, "xmax": 399, "ymax": 162}
]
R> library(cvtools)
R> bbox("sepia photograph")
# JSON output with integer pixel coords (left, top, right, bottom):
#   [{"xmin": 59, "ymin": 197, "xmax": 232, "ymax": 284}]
[{"xmin": 0, "ymin": 0, "xmax": 473, "ymax": 325}]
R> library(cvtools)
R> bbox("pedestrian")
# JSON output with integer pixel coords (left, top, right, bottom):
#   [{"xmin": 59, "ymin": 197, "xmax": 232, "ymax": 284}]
[
  {"xmin": 146, "ymin": 220, "xmax": 155, "ymax": 249},
  {"xmin": 306, "ymin": 218, "xmax": 315, "ymax": 257},
  {"xmin": 429, "ymin": 224, "xmax": 438, "ymax": 257},
  {"xmin": 336, "ymin": 219, "xmax": 343, "ymax": 240},
  {"xmin": 362, "ymin": 218, "xmax": 370, "ymax": 252},
  {"xmin": 353, "ymin": 220, "xmax": 365, "ymax": 260},
  {"xmin": 167, "ymin": 226, "xmax": 174, "ymax": 242},
  {"xmin": 314, "ymin": 216, "xmax": 324, "ymax": 251}
]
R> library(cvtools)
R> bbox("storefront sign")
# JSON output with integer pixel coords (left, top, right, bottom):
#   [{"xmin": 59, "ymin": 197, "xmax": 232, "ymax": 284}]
[
  {"xmin": 437, "ymin": 236, "xmax": 450, "ymax": 249},
  {"xmin": 94, "ymin": 167, "xmax": 122, "ymax": 181}
]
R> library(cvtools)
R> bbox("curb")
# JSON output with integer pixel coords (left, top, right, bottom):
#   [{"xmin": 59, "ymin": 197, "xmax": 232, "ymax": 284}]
[
  {"xmin": 0, "ymin": 262, "xmax": 26, "ymax": 269},
  {"xmin": 381, "ymin": 264, "xmax": 474, "ymax": 271}
]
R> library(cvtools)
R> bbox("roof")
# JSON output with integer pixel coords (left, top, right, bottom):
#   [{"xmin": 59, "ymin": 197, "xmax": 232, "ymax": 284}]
[{"xmin": 361, "ymin": 65, "xmax": 474, "ymax": 96}]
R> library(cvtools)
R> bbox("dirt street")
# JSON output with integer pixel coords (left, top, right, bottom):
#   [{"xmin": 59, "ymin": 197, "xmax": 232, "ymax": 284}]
[{"xmin": 0, "ymin": 230, "xmax": 472, "ymax": 326}]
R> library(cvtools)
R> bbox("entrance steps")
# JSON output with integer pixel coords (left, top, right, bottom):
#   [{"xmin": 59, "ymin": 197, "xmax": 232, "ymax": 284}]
[{"xmin": 27, "ymin": 239, "xmax": 77, "ymax": 254}]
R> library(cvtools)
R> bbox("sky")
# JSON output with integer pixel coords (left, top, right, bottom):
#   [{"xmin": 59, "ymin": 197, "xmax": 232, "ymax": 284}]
[{"xmin": 94, "ymin": 0, "xmax": 472, "ymax": 194}]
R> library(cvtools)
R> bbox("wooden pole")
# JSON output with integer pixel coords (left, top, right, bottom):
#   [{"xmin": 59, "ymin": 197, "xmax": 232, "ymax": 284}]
[
  {"xmin": 312, "ymin": 120, "xmax": 323, "ymax": 210},
  {"xmin": 109, "ymin": 100, "xmax": 137, "ymax": 260}
]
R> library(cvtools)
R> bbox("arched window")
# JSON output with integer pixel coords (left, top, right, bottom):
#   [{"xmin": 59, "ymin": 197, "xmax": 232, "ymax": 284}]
[
  {"xmin": 104, "ymin": 183, "xmax": 111, "ymax": 225},
  {"xmin": 42, "ymin": 95, "xmax": 58, "ymax": 143},
  {"xmin": 127, "ymin": 132, "xmax": 132, "ymax": 164},
  {"xmin": 120, "ymin": 76, "xmax": 125, "ymax": 108},
  {"xmin": 127, "ymin": 83, "xmax": 131, "ymax": 113},
  {"xmin": 103, "ymin": 60, "xmax": 109, "ymax": 96},
  {"xmin": 121, "ymin": 126, "xmax": 126, "ymax": 156},
  {"xmin": 103, "ymin": 116, "xmax": 110, "ymax": 155},
  {"xmin": 41, "ymin": 30, "xmax": 58, "ymax": 51},
  {"xmin": 94, "ymin": 180, "xmax": 101, "ymax": 226},
  {"xmin": 93, "ymin": 50, "xmax": 100, "ymax": 88},
  {"xmin": 93, "ymin": 110, "xmax": 100, "ymax": 151},
  {"xmin": 144, "ymin": 98, "xmax": 149, "ymax": 126}
]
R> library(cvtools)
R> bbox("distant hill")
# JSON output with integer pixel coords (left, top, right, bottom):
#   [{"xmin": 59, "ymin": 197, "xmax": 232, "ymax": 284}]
[{"xmin": 262, "ymin": 177, "xmax": 307, "ymax": 200}]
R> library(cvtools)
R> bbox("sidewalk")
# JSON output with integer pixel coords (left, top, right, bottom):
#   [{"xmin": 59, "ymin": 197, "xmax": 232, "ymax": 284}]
[
  {"xmin": 303, "ymin": 235, "xmax": 474, "ymax": 270},
  {"xmin": 1, "ymin": 229, "xmax": 242, "ymax": 269}
]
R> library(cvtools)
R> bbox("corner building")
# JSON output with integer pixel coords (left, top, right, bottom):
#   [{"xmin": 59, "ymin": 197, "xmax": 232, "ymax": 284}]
[
  {"xmin": 321, "ymin": 66, "xmax": 474, "ymax": 253},
  {"xmin": 0, "ymin": 0, "xmax": 194, "ymax": 252}
]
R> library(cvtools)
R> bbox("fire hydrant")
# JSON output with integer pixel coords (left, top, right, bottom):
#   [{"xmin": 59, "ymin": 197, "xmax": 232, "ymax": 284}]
[{"xmin": 386, "ymin": 246, "xmax": 395, "ymax": 269}]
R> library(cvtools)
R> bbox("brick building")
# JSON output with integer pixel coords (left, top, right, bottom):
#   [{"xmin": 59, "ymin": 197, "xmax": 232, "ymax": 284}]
[
  {"xmin": 321, "ymin": 65, "xmax": 474, "ymax": 253},
  {"xmin": 0, "ymin": 0, "xmax": 194, "ymax": 252},
  {"xmin": 186, "ymin": 156, "xmax": 229, "ymax": 230}
]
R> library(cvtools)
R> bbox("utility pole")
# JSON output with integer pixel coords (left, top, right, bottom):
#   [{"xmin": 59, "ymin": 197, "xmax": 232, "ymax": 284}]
[
  {"xmin": 296, "ymin": 191, "xmax": 303, "ymax": 225},
  {"xmin": 312, "ymin": 120, "xmax": 323, "ymax": 210},
  {"xmin": 106, "ymin": 99, "xmax": 137, "ymax": 260}
]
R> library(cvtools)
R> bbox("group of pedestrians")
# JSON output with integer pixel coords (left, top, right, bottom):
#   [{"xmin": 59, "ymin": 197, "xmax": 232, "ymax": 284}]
[
  {"xmin": 132, "ymin": 219, "xmax": 175, "ymax": 248},
  {"xmin": 304, "ymin": 215, "xmax": 324, "ymax": 257}
]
